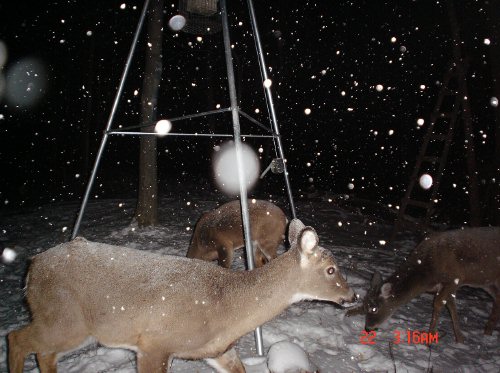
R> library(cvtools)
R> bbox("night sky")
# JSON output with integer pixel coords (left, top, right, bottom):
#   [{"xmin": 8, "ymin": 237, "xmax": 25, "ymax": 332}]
[{"xmin": 0, "ymin": 0, "xmax": 498, "ymax": 225}]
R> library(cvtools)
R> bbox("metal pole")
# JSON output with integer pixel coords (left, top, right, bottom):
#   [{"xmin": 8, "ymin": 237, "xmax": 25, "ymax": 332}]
[
  {"xmin": 220, "ymin": 0, "xmax": 264, "ymax": 356},
  {"xmin": 71, "ymin": 0, "xmax": 151, "ymax": 240},
  {"xmin": 246, "ymin": 0, "xmax": 297, "ymax": 219},
  {"xmin": 108, "ymin": 131, "xmax": 275, "ymax": 138}
]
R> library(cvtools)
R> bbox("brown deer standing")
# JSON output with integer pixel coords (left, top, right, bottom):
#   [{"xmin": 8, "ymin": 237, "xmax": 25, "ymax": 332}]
[
  {"xmin": 364, "ymin": 227, "xmax": 500, "ymax": 343},
  {"xmin": 8, "ymin": 219, "xmax": 356, "ymax": 373},
  {"xmin": 187, "ymin": 199, "xmax": 287, "ymax": 268}
]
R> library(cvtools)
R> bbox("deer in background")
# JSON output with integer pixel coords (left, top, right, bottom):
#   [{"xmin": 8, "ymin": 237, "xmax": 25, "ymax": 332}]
[
  {"xmin": 187, "ymin": 199, "xmax": 287, "ymax": 268},
  {"xmin": 8, "ymin": 219, "xmax": 356, "ymax": 373},
  {"xmin": 364, "ymin": 227, "xmax": 500, "ymax": 343}
]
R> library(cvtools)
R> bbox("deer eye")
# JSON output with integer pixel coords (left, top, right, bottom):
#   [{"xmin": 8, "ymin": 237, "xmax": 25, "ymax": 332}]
[
  {"xmin": 326, "ymin": 266, "xmax": 336, "ymax": 275},
  {"xmin": 369, "ymin": 306, "xmax": 378, "ymax": 314}
]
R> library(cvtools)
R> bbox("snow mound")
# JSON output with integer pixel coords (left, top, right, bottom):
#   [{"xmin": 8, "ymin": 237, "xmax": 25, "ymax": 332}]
[{"xmin": 267, "ymin": 340, "xmax": 318, "ymax": 373}]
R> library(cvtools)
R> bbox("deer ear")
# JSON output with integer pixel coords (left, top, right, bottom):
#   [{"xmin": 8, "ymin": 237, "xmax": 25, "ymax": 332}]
[
  {"xmin": 288, "ymin": 219, "xmax": 306, "ymax": 247},
  {"xmin": 370, "ymin": 271, "xmax": 383, "ymax": 292},
  {"xmin": 380, "ymin": 282, "xmax": 393, "ymax": 299},
  {"xmin": 298, "ymin": 227, "xmax": 319, "ymax": 255}
]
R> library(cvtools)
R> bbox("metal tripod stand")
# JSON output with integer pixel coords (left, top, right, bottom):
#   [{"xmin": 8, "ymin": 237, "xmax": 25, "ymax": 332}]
[{"xmin": 71, "ymin": 0, "xmax": 297, "ymax": 356}]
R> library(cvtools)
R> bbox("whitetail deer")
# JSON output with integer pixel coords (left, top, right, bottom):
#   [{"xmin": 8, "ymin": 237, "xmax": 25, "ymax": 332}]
[
  {"xmin": 364, "ymin": 227, "xmax": 500, "ymax": 343},
  {"xmin": 8, "ymin": 219, "xmax": 355, "ymax": 373},
  {"xmin": 186, "ymin": 199, "xmax": 287, "ymax": 268}
]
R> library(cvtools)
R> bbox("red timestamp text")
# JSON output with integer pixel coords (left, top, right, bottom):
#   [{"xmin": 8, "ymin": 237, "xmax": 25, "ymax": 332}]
[{"xmin": 359, "ymin": 330, "xmax": 439, "ymax": 345}]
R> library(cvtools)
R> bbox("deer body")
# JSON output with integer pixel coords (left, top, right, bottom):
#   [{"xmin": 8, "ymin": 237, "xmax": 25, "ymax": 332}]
[
  {"xmin": 365, "ymin": 227, "xmax": 500, "ymax": 343},
  {"xmin": 8, "ymin": 219, "xmax": 355, "ymax": 373},
  {"xmin": 187, "ymin": 200, "xmax": 287, "ymax": 268}
]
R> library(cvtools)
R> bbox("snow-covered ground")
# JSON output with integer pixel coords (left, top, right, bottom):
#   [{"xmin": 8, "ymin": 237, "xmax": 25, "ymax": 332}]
[{"xmin": 1, "ymin": 193, "xmax": 499, "ymax": 372}]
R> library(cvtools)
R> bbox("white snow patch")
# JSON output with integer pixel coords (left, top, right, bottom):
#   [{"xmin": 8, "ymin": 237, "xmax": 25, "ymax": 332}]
[{"xmin": 267, "ymin": 340, "xmax": 317, "ymax": 373}]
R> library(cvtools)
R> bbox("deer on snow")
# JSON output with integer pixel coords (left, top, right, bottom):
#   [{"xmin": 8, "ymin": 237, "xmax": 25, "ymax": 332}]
[
  {"xmin": 8, "ymin": 219, "xmax": 356, "ymax": 373},
  {"xmin": 187, "ymin": 199, "xmax": 287, "ymax": 268},
  {"xmin": 364, "ymin": 227, "xmax": 500, "ymax": 343}
]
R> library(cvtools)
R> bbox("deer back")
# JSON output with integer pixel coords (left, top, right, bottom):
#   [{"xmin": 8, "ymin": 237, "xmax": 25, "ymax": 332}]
[{"xmin": 186, "ymin": 199, "xmax": 287, "ymax": 266}]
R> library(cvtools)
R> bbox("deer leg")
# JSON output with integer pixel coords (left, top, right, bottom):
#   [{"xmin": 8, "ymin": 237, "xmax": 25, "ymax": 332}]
[
  {"xmin": 217, "ymin": 240, "xmax": 234, "ymax": 268},
  {"xmin": 136, "ymin": 347, "xmax": 170, "ymax": 373},
  {"xmin": 9, "ymin": 324, "xmax": 74, "ymax": 373},
  {"xmin": 217, "ymin": 247, "xmax": 234, "ymax": 268},
  {"xmin": 430, "ymin": 285, "xmax": 457, "ymax": 335},
  {"xmin": 252, "ymin": 242, "xmax": 268, "ymax": 268},
  {"xmin": 205, "ymin": 347, "xmax": 246, "ymax": 373},
  {"xmin": 36, "ymin": 352, "xmax": 58, "ymax": 373},
  {"xmin": 484, "ymin": 286, "xmax": 499, "ymax": 335},
  {"xmin": 9, "ymin": 319, "xmax": 89, "ymax": 373},
  {"xmin": 254, "ymin": 240, "xmax": 279, "ymax": 267},
  {"xmin": 445, "ymin": 293, "xmax": 465, "ymax": 343},
  {"xmin": 8, "ymin": 328, "xmax": 31, "ymax": 373}
]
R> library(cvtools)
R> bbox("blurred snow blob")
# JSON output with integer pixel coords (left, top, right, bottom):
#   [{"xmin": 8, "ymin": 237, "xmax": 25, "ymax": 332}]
[
  {"xmin": 417, "ymin": 118, "xmax": 425, "ymax": 126},
  {"xmin": 1, "ymin": 247, "xmax": 17, "ymax": 264},
  {"xmin": 375, "ymin": 84, "xmax": 384, "ymax": 92},
  {"xmin": 0, "ymin": 74, "xmax": 5, "ymax": 100},
  {"xmin": 0, "ymin": 40, "xmax": 7, "ymax": 68},
  {"xmin": 213, "ymin": 141, "xmax": 260, "ymax": 196},
  {"xmin": 267, "ymin": 340, "xmax": 317, "ymax": 373},
  {"xmin": 155, "ymin": 119, "xmax": 172, "ymax": 136},
  {"xmin": 484, "ymin": 38, "xmax": 491, "ymax": 46},
  {"xmin": 5, "ymin": 57, "xmax": 46, "ymax": 108},
  {"xmin": 490, "ymin": 96, "xmax": 498, "ymax": 108},
  {"xmin": 348, "ymin": 183, "xmax": 354, "ymax": 190},
  {"xmin": 304, "ymin": 108, "xmax": 311, "ymax": 115},
  {"xmin": 263, "ymin": 78, "xmax": 272, "ymax": 88},
  {"xmin": 419, "ymin": 173, "xmax": 433, "ymax": 190},
  {"xmin": 0, "ymin": 40, "xmax": 5, "ymax": 99},
  {"xmin": 168, "ymin": 15, "xmax": 186, "ymax": 31}
]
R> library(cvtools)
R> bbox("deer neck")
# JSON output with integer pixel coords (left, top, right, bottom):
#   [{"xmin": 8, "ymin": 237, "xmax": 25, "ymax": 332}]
[
  {"xmin": 386, "ymin": 266, "xmax": 431, "ymax": 306},
  {"xmin": 216, "ymin": 249, "xmax": 301, "ymax": 334}
]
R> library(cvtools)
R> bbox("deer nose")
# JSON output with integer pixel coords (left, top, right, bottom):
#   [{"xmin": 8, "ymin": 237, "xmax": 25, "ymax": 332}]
[{"xmin": 339, "ymin": 293, "xmax": 357, "ymax": 306}]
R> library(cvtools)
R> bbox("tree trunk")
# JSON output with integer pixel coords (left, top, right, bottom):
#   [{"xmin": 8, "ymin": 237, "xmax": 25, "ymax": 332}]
[
  {"xmin": 486, "ymin": 0, "xmax": 500, "ymax": 225},
  {"xmin": 136, "ymin": 0, "xmax": 163, "ymax": 227}
]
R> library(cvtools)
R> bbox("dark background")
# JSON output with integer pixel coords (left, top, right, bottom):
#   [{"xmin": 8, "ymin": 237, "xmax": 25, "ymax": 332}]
[{"xmin": 0, "ymin": 0, "xmax": 498, "ymax": 225}]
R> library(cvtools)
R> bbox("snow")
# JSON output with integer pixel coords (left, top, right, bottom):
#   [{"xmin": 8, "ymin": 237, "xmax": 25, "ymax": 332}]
[
  {"xmin": 267, "ymin": 340, "xmax": 317, "ymax": 373},
  {"xmin": 168, "ymin": 15, "xmax": 186, "ymax": 32},
  {"xmin": 155, "ymin": 119, "xmax": 173, "ymax": 136},
  {"xmin": 419, "ymin": 174, "xmax": 433, "ymax": 190},
  {"xmin": 0, "ymin": 194, "xmax": 499, "ymax": 372},
  {"xmin": 1, "ymin": 247, "xmax": 16, "ymax": 263},
  {"xmin": 213, "ymin": 142, "xmax": 260, "ymax": 196}
]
